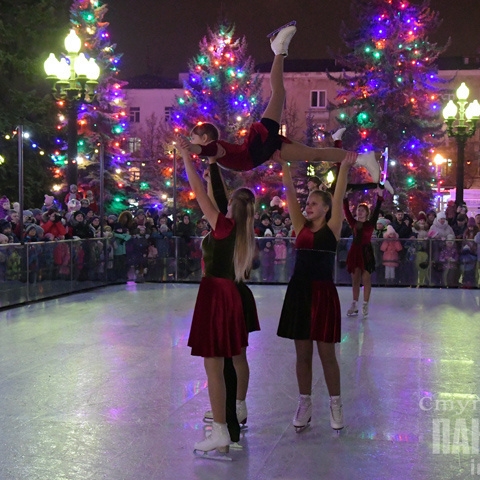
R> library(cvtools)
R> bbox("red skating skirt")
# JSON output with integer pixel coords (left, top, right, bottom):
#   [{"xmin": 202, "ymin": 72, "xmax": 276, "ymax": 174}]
[
  {"xmin": 188, "ymin": 277, "xmax": 249, "ymax": 357},
  {"xmin": 277, "ymin": 277, "xmax": 341, "ymax": 342}
]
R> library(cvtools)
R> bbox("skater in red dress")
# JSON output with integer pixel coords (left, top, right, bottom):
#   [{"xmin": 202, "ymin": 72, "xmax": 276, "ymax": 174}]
[
  {"xmin": 178, "ymin": 144, "xmax": 256, "ymax": 456},
  {"xmin": 276, "ymin": 150, "xmax": 357, "ymax": 432},
  {"xmin": 343, "ymin": 188, "xmax": 384, "ymax": 317},
  {"xmin": 179, "ymin": 23, "xmax": 381, "ymax": 182}
]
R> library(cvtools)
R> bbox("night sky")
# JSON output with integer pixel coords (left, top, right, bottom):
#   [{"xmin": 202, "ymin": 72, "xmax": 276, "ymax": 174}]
[{"xmin": 105, "ymin": 0, "xmax": 480, "ymax": 80}]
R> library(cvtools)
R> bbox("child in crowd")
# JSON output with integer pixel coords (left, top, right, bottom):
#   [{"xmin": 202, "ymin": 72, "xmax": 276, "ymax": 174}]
[
  {"xmin": 381, "ymin": 225, "xmax": 403, "ymax": 283},
  {"xmin": 439, "ymin": 234, "xmax": 459, "ymax": 287}
]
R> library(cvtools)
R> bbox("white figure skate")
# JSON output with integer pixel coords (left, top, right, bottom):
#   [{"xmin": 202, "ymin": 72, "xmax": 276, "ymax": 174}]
[
  {"xmin": 293, "ymin": 394, "xmax": 312, "ymax": 433},
  {"xmin": 193, "ymin": 422, "xmax": 232, "ymax": 461}
]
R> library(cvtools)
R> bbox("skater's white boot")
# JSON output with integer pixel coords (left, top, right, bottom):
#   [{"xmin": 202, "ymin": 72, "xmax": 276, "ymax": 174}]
[
  {"xmin": 382, "ymin": 179, "xmax": 394, "ymax": 195},
  {"xmin": 194, "ymin": 421, "xmax": 230, "ymax": 453},
  {"xmin": 347, "ymin": 301, "xmax": 358, "ymax": 317},
  {"xmin": 355, "ymin": 151, "xmax": 381, "ymax": 183},
  {"xmin": 362, "ymin": 301, "xmax": 369, "ymax": 317},
  {"xmin": 236, "ymin": 400, "xmax": 248, "ymax": 426},
  {"xmin": 332, "ymin": 128, "xmax": 346, "ymax": 142},
  {"xmin": 293, "ymin": 394, "xmax": 312, "ymax": 432},
  {"xmin": 270, "ymin": 25, "xmax": 297, "ymax": 57},
  {"xmin": 330, "ymin": 395, "xmax": 344, "ymax": 430}
]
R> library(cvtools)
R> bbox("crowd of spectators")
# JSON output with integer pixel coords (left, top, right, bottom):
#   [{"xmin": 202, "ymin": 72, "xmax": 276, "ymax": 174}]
[{"xmin": 0, "ymin": 186, "xmax": 479, "ymax": 288}]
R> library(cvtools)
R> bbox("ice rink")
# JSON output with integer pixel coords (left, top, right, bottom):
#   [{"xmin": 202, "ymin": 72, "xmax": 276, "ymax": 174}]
[{"xmin": 0, "ymin": 283, "xmax": 479, "ymax": 480}]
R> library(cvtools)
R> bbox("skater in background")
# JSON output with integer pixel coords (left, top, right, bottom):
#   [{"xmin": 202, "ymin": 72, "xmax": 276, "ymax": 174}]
[
  {"xmin": 343, "ymin": 187, "xmax": 384, "ymax": 317},
  {"xmin": 179, "ymin": 23, "xmax": 381, "ymax": 183},
  {"xmin": 276, "ymin": 150, "xmax": 357, "ymax": 433},
  {"xmin": 178, "ymin": 143, "xmax": 256, "ymax": 456}
]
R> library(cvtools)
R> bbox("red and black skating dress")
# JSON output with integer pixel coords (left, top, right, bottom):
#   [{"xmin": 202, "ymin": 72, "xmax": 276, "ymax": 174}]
[
  {"xmin": 198, "ymin": 118, "xmax": 292, "ymax": 171},
  {"xmin": 343, "ymin": 197, "xmax": 383, "ymax": 274},
  {"xmin": 188, "ymin": 213, "xmax": 250, "ymax": 357},
  {"xmin": 277, "ymin": 224, "xmax": 341, "ymax": 343}
]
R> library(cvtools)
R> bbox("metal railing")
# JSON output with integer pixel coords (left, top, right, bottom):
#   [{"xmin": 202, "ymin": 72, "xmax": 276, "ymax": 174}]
[{"xmin": 0, "ymin": 236, "xmax": 478, "ymax": 309}]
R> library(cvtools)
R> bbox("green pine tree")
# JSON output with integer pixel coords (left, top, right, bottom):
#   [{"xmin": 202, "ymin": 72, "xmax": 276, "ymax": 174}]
[
  {"xmin": 170, "ymin": 20, "xmax": 283, "ymax": 216},
  {"xmin": 328, "ymin": 0, "xmax": 450, "ymax": 214}
]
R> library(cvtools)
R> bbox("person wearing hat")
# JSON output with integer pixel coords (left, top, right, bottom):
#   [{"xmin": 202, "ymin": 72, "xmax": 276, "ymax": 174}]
[
  {"xmin": 374, "ymin": 217, "xmax": 389, "ymax": 239},
  {"xmin": 380, "ymin": 225, "xmax": 403, "ymax": 284},
  {"xmin": 343, "ymin": 186, "xmax": 384, "ymax": 317},
  {"xmin": 0, "ymin": 196, "xmax": 10, "ymax": 220},
  {"xmin": 452, "ymin": 213, "xmax": 468, "ymax": 239},
  {"xmin": 438, "ymin": 233, "xmax": 459, "ymax": 287},
  {"xmin": 41, "ymin": 210, "xmax": 67, "ymax": 240},
  {"xmin": 464, "ymin": 216, "xmax": 479, "ymax": 241}
]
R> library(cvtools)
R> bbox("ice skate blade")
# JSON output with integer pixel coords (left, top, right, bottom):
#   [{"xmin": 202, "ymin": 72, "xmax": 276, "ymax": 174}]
[
  {"xmin": 194, "ymin": 448, "xmax": 233, "ymax": 461},
  {"xmin": 230, "ymin": 442, "xmax": 243, "ymax": 450},
  {"xmin": 267, "ymin": 20, "xmax": 297, "ymax": 38},
  {"xmin": 203, "ymin": 416, "xmax": 213, "ymax": 423},
  {"xmin": 294, "ymin": 423, "xmax": 311, "ymax": 433}
]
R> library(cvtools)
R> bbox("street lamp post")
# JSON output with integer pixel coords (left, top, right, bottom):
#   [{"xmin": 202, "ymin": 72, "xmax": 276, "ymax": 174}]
[
  {"xmin": 44, "ymin": 29, "xmax": 100, "ymax": 186},
  {"xmin": 442, "ymin": 82, "xmax": 480, "ymax": 207}
]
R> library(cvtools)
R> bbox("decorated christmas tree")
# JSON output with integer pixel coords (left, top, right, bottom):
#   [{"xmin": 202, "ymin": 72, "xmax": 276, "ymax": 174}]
[
  {"xmin": 328, "ymin": 0, "xmax": 450, "ymax": 214},
  {"xmin": 170, "ymin": 20, "xmax": 287, "ymax": 217},
  {"xmin": 54, "ymin": 0, "xmax": 129, "ymax": 208}
]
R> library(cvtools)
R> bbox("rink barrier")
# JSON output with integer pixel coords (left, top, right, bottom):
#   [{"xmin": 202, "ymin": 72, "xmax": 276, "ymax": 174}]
[{"xmin": 0, "ymin": 236, "xmax": 477, "ymax": 308}]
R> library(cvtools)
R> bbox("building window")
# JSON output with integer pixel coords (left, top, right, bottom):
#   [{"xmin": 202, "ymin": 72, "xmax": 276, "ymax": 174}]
[
  {"xmin": 129, "ymin": 167, "xmax": 141, "ymax": 182},
  {"xmin": 310, "ymin": 90, "xmax": 326, "ymax": 108},
  {"xmin": 128, "ymin": 137, "xmax": 141, "ymax": 153},
  {"xmin": 164, "ymin": 107, "xmax": 173, "ymax": 123},
  {"xmin": 130, "ymin": 107, "xmax": 140, "ymax": 123}
]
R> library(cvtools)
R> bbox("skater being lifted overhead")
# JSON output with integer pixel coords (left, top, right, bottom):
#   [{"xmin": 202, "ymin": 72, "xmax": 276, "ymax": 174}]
[{"xmin": 178, "ymin": 22, "xmax": 382, "ymax": 183}]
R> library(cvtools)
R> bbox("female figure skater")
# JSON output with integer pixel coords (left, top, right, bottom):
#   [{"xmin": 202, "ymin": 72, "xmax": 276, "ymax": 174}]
[
  {"xmin": 276, "ymin": 150, "xmax": 357, "ymax": 432},
  {"xmin": 178, "ymin": 145, "xmax": 256, "ymax": 457},
  {"xmin": 201, "ymin": 157, "xmax": 260, "ymax": 443},
  {"xmin": 343, "ymin": 188, "xmax": 384, "ymax": 317},
  {"xmin": 180, "ymin": 23, "xmax": 381, "ymax": 182}
]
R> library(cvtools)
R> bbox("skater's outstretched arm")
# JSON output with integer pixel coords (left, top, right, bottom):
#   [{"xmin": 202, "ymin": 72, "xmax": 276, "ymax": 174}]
[
  {"xmin": 178, "ymin": 145, "xmax": 220, "ymax": 231},
  {"xmin": 278, "ymin": 157, "xmax": 306, "ymax": 237},
  {"xmin": 329, "ymin": 153, "xmax": 356, "ymax": 239}
]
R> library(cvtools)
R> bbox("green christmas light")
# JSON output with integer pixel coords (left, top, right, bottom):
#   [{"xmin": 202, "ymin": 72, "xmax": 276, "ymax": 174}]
[
  {"xmin": 357, "ymin": 112, "xmax": 369, "ymax": 124},
  {"xmin": 112, "ymin": 125, "xmax": 123, "ymax": 134},
  {"xmin": 140, "ymin": 182, "xmax": 149, "ymax": 190}
]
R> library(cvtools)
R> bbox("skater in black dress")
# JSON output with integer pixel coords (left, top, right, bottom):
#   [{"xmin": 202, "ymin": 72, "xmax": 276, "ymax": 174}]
[
  {"xmin": 178, "ymin": 144, "xmax": 257, "ymax": 455},
  {"xmin": 202, "ymin": 159, "xmax": 260, "ymax": 442},
  {"xmin": 276, "ymin": 151, "xmax": 357, "ymax": 432}
]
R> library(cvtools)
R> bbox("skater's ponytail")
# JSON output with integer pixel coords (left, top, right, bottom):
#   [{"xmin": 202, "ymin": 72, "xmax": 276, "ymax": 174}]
[{"xmin": 230, "ymin": 188, "xmax": 256, "ymax": 282}]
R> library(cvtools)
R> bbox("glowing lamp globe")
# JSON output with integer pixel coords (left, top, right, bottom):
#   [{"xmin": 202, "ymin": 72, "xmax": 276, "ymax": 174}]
[
  {"xmin": 44, "ymin": 53, "xmax": 60, "ymax": 77},
  {"xmin": 64, "ymin": 30, "xmax": 81, "ymax": 54},
  {"xmin": 456, "ymin": 82, "xmax": 469, "ymax": 101},
  {"xmin": 86, "ymin": 58, "xmax": 100, "ymax": 80},
  {"xmin": 57, "ymin": 58, "xmax": 71, "ymax": 81},
  {"xmin": 466, "ymin": 100, "xmax": 480, "ymax": 120},
  {"xmin": 442, "ymin": 100, "xmax": 457, "ymax": 120},
  {"xmin": 74, "ymin": 53, "xmax": 90, "ymax": 76}
]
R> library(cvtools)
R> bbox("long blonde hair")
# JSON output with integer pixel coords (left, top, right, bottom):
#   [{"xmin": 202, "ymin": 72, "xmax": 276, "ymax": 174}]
[{"xmin": 230, "ymin": 188, "xmax": 256, "ymax": 282}]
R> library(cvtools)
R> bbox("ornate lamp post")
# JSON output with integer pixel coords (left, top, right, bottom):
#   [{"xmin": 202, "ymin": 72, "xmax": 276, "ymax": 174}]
[
  {"xmin": 442, "ymin": 82, "xmax": 480, "ymax": 206},
  {"xmin": 44, "ymin": 29, "xmax": 100, "ymax": 186}
]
